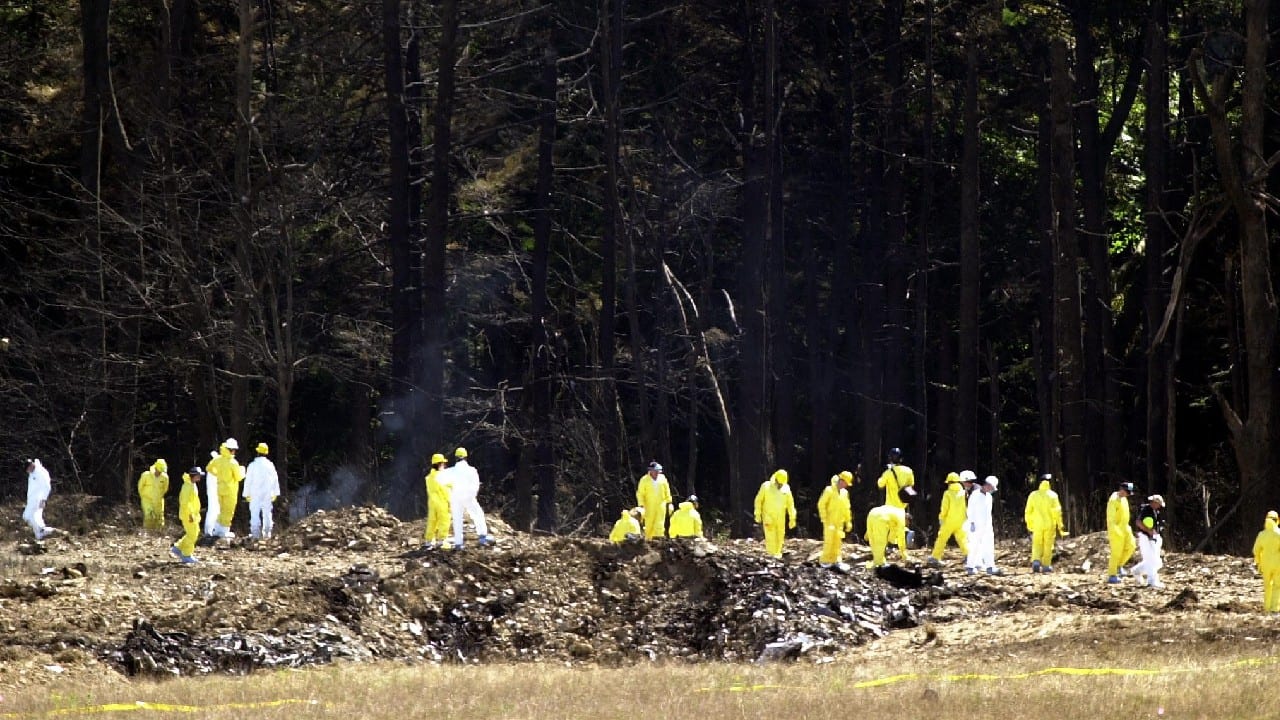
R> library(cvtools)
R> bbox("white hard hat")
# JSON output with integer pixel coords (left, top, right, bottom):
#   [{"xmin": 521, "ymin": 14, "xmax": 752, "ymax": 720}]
[
  {"xmin": 984, "ymin": 475, "xmax": 999, "ymax": 490},
  {"xmin": 224, "ymin": 438, "xmax": 239, "ymax": 450},
  {"xmin": 959, "ymin": 470, "xmax": 977, "ymax": 482}
]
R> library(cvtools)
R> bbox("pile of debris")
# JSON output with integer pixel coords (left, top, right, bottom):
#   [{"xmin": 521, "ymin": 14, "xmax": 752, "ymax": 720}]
[{"xmin": 275, "ymin": 505, "xmax": 406, "ymax": 552}]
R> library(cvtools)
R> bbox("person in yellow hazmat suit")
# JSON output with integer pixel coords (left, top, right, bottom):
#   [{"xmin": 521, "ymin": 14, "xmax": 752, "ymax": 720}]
[
  {"xmin": 610, "ymin": 507, "xmax": 643, "ymax": 544},
  {"xmin": 635, "ymin": 461, "xmax": 673, "ymax": 540},
  {"xmin": 423, "ymin": 453, "xmax": 452, "ymax": 547},
  {"xmin": 817, "ymin": 471, "xmax": 853, "ymax": 567},
  {"xmin": 1253, "ymin": 511, "xmax": 1280, "ymax": 613},
  {"xmin": 206, "ymin": 438, "xmax": 245, "ymax": 538},
  {"xmin": 170, "ymin": 468, "xmax": 203, "ymax": 564},
  {"xmin": 877, "ymin": 447, "xmax": 915, "ymax": 509},
  {"xmin": 1025, "ymin": 473, "xmax": 1065, "ymax": 573},
  {"xmin": 754, "ymin": 470, "xmax": 796, "ymax": 559},
  {"xmin": 668, "ymin": 496, "xmax": 704, "ymax": 538},
  {"xmin": 865, "ymin": 503, "xmax": 909, "ymax": 568},
  {"xmin": 1106, "ymin": 481, "xmax": 1136, "ymax": 583},
  {"xmin": 137, "ymin": 458, "xmax": 170, "ymax": 530},
  {"xmin": 929, "ymin": 471, "xmax": 971, "ymax": 567}
]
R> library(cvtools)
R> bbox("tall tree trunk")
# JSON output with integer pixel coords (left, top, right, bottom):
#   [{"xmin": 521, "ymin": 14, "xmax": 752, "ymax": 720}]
[
  {"xmin": 423, "ymin": 0, "xmax": 458, "ymax": 471},
  {"xmin": 912, "ymin": 0, "xmax": 934, "ymax": 492},
  {"xmin": 1034, "ymin": 82, "xmax": 1056, "ymax": 479},
  {"xmin": 1143, "ymin": 0, "xmax": 1172, "ymax": 495},
  {"xmin": 1050, "ymin": 38, "xmax": 1089, "ymax": 505},
  {"xmin": 1191, "ymin": 0, "xmax": 1279, "ymax": 547},
  {"xmin": 957, "ymin": 43, "xmax": 980, "ymax": 472},
  {"xmin": 529, "ymin": 34, "xmax": 557, "ymax": 533},
  {"xmin": 598, "ymin": 0, "xmax": 622, "ymax": 480},
  {"xmin": 878, "ymin": 0, "xmax": 908, "ymax": 454},
  {"xmin": 231, "ymin": 0, "xmax": 255, "ymax": 449},
  {"xmin": 765, "ymin": 0, "xmax": 791, "ymax": 479}
]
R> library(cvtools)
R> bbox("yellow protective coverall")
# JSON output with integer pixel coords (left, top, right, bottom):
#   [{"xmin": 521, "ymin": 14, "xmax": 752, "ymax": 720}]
[
  {"xmin": 635, "ymin": 473, "xmax": 673, "ymax": 540},
  {"xmin": 931, "ymin": 474, "xmax": 969, "ymax": 560},
  {"xmin": 866, "ymin": 504, "xmax": 909, "ymax": 567},
  {"xmin": 668, "ymin": 502, "xmax": 703, "ymax": 538},
  {"xmin": 877, "ymin": 463, "xmax": 915, "ymax": 510},
  {"xmin": 1106, "ymin": 491, "xmax": 1136, "ymax": 577},
  {"xmin": 817, "ymin": 476, "xmax": 852, "ymax": 565},
  {"xmin": 1025, "ymin": 480, "xmax": 1064, "ymax": 569},
  {"xmin": 207, "ymin": 449, "xmax": 245, "ymax": 530},
  {"xmin": 754, "ymin": 471, "xmax": 796, "ymax": 559},
  {"xmin": 1252, "ymin": 512, "xmax": 1280, "ymax": 613},
  {"xmin": 424, "ymin": 466, "xmax": 453, "ymax": 543},
  {"xmin": 174, "ymin": 473, "xmax": 202, "ymax": 558},
  {"xmin": 138, "ymin": 464, "xmax": 170, "ymax": 530},
  {"xmin": 609, "ymin": 510, "xmax": 642, "ymax": 543}
]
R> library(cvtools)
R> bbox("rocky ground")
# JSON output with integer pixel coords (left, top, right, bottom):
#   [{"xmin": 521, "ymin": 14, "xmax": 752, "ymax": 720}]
[{"xmin": 0, "ymin": 496, "xmax": 1276, "ymax": 691}]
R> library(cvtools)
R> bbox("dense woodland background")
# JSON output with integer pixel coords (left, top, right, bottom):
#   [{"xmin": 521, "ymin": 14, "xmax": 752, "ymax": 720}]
[{"xmin": 2, "ymin": 0, "xmax": 1278, "ymax": 549}]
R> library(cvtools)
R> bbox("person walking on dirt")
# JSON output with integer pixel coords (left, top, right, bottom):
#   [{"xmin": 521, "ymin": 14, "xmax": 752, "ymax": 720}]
[
  {"xmin": 635, "ymin": 461, "xmax": 673, "ymax": 540},
  {"xmin": 668, "ymin": 495, "xmax": 704, "ymax": 538},
  {"xmin": 423, "ymin": 453, "xmax": 452, "ymax": 548},
  {"xmin": 965, "ymin": 475, "xmax": 1000, "ymax": 575},
  {"xmin": 23, "ymin": 458, "xmax": 55, "ymax": 540},
  {"xmin": 1024, "ymin": 473, "xmax": 1065, "ymax": 573},
  {"xmin": 754, "ymin": 469, "xmax": 796, "ymax": 559},
  {"xmin": 877, "ymin": 447, "xmax": 916, "ymax": 510},
  {"xmin": 929, "ymin": 471, "xmax": 972, "ymax": 567},
  {"xmin": 1252, "ymin": 510, "xmax": 1280, "ymax": 613},
  {"xmin": 243, "ymin": 443, "xmax": 280, "ymax": 540},
  {"xmin": 865, "ymin": 503, "xmax": 909, "ymax": 568},
  {"xmin": 1132, "ymin": 494, "xmax": 1165, "ymax": 588},
  {"xmin": 609, "ymin": 507, "xmax": 643, "ymax": 543},
  {"xmin": 137, "ymin": 458, "xmax": 170, "ymax": 530},
  {"xmin": 818, "ymin": 472, "xmax": 854, "ymax": 567},
  {"xmin": 171, "ymin": 468, "xmax": 203, "ymax": 564},
  {"xmin": 1106, "ymin": 481, "xmax": 1137, "ymax": 584},
  {"xmin": 447, "ymin": 447, "xmax": 495, "ymax": 549}
]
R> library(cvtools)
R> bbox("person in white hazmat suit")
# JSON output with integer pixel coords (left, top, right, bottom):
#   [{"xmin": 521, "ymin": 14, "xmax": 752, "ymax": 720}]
[
  {"xmin": 23, "ymin": 458, "xmax": 55, "ymax": 540},
  {"xmin": 204, "ymin": 449, "xmax": 221, "ymax": 536},
  {"xmin": 965, "ymin": 475, "xmax": 1001, "ymax": 575},
  {"xmin": 242, "ymin": 442, "xmax": 281, "ymax": 539},
  {"xmin": 446, "ymin": 447, "xmax": 495, "ymax": 549}
]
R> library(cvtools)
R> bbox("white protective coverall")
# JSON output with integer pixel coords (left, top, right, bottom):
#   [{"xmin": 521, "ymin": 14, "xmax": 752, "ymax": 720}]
[
  {"xmin": 204, "ymin": 451, "xmax": 221, "ymax": 536},
  {"xmin": 965, "ymin": 481, "xmax": 996, "ymax": 572},
  {"xmin": 24, "ymin": 459, "xmax": 52, "ymax": 540},
  {"xmin": 447, "ymin": 459, "xmax": 491, "ymax": 547},
  {"xmin": 242, "ymin": 456, "xmax": 281, "ymax": 539}
]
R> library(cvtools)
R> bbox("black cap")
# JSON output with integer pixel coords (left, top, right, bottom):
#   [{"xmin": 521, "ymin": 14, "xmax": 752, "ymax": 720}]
[
  {"xmin": 188, "ymin": 466, "xmax": 205, "ymax": 477},
  {"xmin": 688, "ymin": 494, "xmax": 699, "ymax": 504},
  {"xmin": 888, "ymin": 447, "xmax": 903, "ymax": 462},
  {"xmin": 1118, "ymin": 481, "xmax": 1134, "ymax": 493}
]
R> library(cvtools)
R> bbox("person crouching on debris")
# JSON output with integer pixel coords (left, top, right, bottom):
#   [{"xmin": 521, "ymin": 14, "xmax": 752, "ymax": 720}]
[
  {"xmin": 138, "ymin": 458, "xmax": 170, "ymax": 530},
  {"xmin": 754, "ymin": 469, "xmax": 796, "ymax": 559},
  {"xmin": 965, "ymin": 475, "xmax": 1001, "ymax": 575},
  {"xmin": 423, "ymin": 453, "xmax": 452, "ymax": 548},
  {"xmin": 447, "ymin": 447, "xmax": 495, "ymax": 549},
  {"xmin": 243, "ymin": 443, "xmax": 281, "ymax": 540},
  {"xmin": 930, "ymin": 471, "xmax": 971, "ymax": 567},
  {"xmin": 668, "ymin": 495, "xmax": 704, "ymax": 538},
  {"xmin": 1024, "ymin": 473, "xmax": 1065, "ymax": 573},
  {"xmin": 23, "ymin": 458, "xmax": 56, "ymax": 540},
  {"xmin": 817, "ymin": 472, "xmax": 853, "ymax": 567},
  {"xmin": 171, "ymin": 468, "xmax": 203, "ymax": 564},
  {"xmin": 1106, "ymin": 481, "xmax": 1136, "ymax": 584},
  {"xmin": 1253, "ymin": 511, "xmax": 1280, "ymax": 613},
  {"xmin": 865, "ymin": 503, "xmax": 909, "ymax": 568},
  {"xmin": 610, "ymin": 507, "xmax": 644, "ymax": 544},
  {"xmin": 1132, "ymin": 494, "xmax": 1165, "ymax": 588},
  {"xmin": 636, "ymin": 461, "xmax": 673, "ymax": 540}
]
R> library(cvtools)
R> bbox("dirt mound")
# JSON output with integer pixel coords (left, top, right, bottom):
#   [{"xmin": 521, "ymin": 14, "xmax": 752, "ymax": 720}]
[{"xmin": 0, "ymin": 499, "xmax": 1272, "ymax": 689}]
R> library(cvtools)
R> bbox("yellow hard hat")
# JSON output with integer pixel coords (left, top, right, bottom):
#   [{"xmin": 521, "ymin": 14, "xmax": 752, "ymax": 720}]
[
  {"xmin": 838, "ymin": 470, "xmax": 854, "ymax": 483},
  {"xmin": 771, "ymin": 469, "xmax": 789, "ymax": 484},
  {"xmin": 455, "ymin": 447, "xmax": 468, "ymax": 459},
  {"xmin": 945, "ymin": 472, "xmax": 960, "ymax": 484},
  {"xmin": 431, "ymin": 453, "xmax": 447, "ymax": 465},
  {"xmin": 154, "ymin": 458, "xmax": 168, "ymax": 473},
  {"xmin": 256, "ymin": 442, "xmax": 269, "ymax": 455}
]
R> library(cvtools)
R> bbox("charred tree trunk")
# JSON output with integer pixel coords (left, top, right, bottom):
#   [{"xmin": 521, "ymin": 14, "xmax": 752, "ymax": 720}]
[
  {"xmin": 1143, "ymin": 0, "xmax": 1172, "ymax": 495},
  {"xmin": 598, "ymin": 0, "xmax": 623, "ymax": 481},
  {"xmin": 231, "ymin": 0, "xmax": 255, "ymax": 448},
  {"xmin": 957, "ymin": 43, "xmax": 980, "ymax": 472},
  {"xmin": 529, "ymin": 35, "xmax": 558, "ymax": 533}
]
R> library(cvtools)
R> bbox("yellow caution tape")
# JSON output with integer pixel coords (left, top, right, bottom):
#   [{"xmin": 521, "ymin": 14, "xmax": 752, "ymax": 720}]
[
  {"xmin": 1, "ymin": 697, "xmax": 314, "ymax": 718},
  {"xmin": 700, "ymin": 654, "xmax": 1280, "ymax": 692}
]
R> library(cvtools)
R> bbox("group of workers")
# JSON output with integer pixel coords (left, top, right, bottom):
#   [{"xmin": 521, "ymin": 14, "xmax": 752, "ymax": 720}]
[
  {"xmin": 421, "ymin": 447, "xmax": 495, "ymax": 550},
  {"xmin": 163, "ymin": 439, "xmax": 281, "ymax": 564},
  {"xmin": 610, "ymin": 461, "xmax": 705, "ymax": 543}
]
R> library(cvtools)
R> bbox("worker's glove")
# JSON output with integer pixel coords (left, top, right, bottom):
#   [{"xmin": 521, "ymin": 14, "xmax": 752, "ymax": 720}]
[
  {"xmin": 967, "ymin": 522, "xmax": 975, "ymax": 533},
  {"xmin": 1059, "ymin": 528, "xmax": 1069, "ymax": 537},
  {"xmin": 788, "ymin": 523, "xmax": 796, "ymax": 530},
  {"xmin": 39, "ymin": 500, "xmax": 46, "ymax": 510},
  {"xmin": 844, "ymin": 523, "xmax": 852, "ymax": 533},
  {"xmin": 244, "ymin": 496, "xmax": 251, "ymax": 502},
  {"xmin": 272, "ymin": 496, "xmax": 278, "ymax": 502}
]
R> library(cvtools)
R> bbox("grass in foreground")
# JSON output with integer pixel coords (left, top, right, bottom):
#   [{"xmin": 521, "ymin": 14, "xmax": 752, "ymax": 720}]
[{"xmin": 2, "ymin": 642, "xmax": 1276, "ymax": 720}]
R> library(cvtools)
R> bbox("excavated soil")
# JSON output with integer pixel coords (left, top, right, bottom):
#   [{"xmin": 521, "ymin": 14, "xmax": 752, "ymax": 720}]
[{"xmin": 1, "ymin": 496, "xmax": 1277, "ymax": 690}]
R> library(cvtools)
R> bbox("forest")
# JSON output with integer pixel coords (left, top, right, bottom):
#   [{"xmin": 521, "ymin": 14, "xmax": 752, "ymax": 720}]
[{"xmin": 1, "ymin": 0, "xmax": 1277, "ymax": 550}]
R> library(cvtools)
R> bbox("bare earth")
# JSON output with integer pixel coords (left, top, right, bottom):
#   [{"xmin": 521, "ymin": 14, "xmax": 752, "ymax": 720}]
[{"xmin": 1, "ymin": 496, "xmax": 1276, "ymax": 692}]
